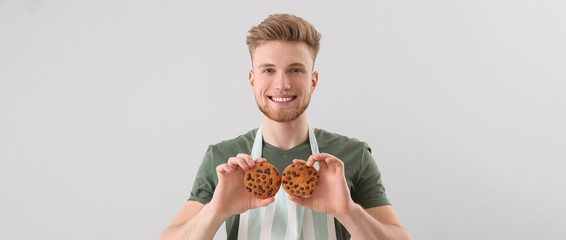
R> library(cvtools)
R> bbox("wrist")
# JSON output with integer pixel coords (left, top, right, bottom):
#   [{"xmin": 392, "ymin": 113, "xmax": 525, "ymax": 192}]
[
  {"xmin": 334, "ymin": 201, "xmax": 363, "ymax": 225},
  {"xmin": 205, "ymin": 199, "xmax": 231, "ymax": 222}
]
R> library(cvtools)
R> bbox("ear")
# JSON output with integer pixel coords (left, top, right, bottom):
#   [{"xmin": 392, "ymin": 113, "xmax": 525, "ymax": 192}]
[
  {"xmin": 311, "ymin": 71, "xmax": 319, "ymax": 92},
  {"xmin": 249, "ymin": 70, "xmax": 255, "ymax": 89}
]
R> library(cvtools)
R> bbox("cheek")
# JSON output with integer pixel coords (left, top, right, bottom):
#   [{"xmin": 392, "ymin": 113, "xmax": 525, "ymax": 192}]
[{"xmin": 254, "ymin": 88, "xmax": 268, "ymax": 101}]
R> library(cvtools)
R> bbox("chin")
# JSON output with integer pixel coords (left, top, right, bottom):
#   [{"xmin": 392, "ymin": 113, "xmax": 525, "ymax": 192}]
[{"xmin": 260, "ymin": 107, "xmax": 309, "ymax": 123}]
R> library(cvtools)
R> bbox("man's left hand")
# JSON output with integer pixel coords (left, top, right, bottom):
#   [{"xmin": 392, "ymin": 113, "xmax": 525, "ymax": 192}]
[{"xmin": 287, "ymin": 153, "xmax": 355, "ymax": 217}]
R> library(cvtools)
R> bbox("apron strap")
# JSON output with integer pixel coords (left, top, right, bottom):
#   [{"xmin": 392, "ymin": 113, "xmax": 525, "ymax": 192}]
[{"xmin": 238, "ymin": 125, "xmax": 336, "ymax": 240}]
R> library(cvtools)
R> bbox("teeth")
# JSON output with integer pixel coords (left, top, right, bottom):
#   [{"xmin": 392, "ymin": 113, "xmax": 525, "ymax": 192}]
[{"xmin": 272, "ymin": 97, "xmax": 294, "ymax": 102}]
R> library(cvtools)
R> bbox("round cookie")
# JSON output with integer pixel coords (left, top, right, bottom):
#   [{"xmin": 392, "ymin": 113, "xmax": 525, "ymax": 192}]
[
  {"xmin": 243, "ymin": 162, "xmax": 282, "ymax": 199},
  {"xmin": 281, "ymin": 163, "xmax": 319, "ymax": 197}
]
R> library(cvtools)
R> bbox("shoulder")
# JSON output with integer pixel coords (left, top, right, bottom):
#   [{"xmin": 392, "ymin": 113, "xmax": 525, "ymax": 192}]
[
  {"xmin": 315, "ymin": 128, "xmax": 371, "ymax": 153},
  {"xmin": 207, "ymin": 128, "xmax": 257, "ymax": 158}
]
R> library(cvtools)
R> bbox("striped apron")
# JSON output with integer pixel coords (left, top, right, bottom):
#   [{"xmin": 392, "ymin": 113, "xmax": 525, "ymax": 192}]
[{"xmin": 237, "ymin": 126, "xmax": 337, "ymax": 240}]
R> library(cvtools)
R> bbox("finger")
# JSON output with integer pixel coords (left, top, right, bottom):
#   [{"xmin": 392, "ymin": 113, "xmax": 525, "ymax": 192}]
[
  {"xmin": 306, "ymin": 155, "xmax": 315, "ymax": 167},
  {"xmin": 318, "ymin": 154, "xmax": 344, "ymax": 169},
  {"xmin": 306, "ymin": 154, "xmax": 328, "ymax": 169},
  {"xmin": 313, "ymin": 153, "xmax": 336, "ymax": 161},
  {"xmin": 309, "ymin": 153, "xmax": 340, "ymax": 168},
  {"xmin": 236, "ymin": 153, "xmax": 256, "ymax": 168},
  {"xmin": 216, "ymin": 163, "xmax": 235, "ymax": 175},
  {"xmin": 292, "ymin": 159, "xmax": 307, "ymax": 164},
  {"xmin": 255, "ymin": 158, "xmax": 267, "ymax": 163},
  {"xmin": 287, "ymin": 195, "xmax": 310, "ymax": 209},
  {"xmin": 228, "ymin": 156, "xmax": 250, "ymax": 171},
  {"xmin": 253, "ymin": 197, "xmax": 275, "ymax": 208},
  {"xmin": 306, "ymin": 153, "xmax": 328, "ymax": 167}
]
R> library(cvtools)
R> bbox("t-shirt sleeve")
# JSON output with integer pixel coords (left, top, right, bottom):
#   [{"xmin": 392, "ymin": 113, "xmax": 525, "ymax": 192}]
[
  {"xmin": 188, "ymin": 145, "xmax": 219, "ymax": 204},
  {"xmin": 351, "ymin": 144, "xmax": 391, "ymax": 208}
]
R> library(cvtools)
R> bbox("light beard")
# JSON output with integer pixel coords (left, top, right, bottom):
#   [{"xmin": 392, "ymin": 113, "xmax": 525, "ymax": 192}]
[{"xmin": 256, "ymin": 96, "xmax": 310, "ymax": 122}]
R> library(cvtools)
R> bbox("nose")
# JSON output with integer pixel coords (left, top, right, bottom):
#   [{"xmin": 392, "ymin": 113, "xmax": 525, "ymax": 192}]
[{"xmin": 274, "ymin": 72, "xmax": 291, "ymax": 90}]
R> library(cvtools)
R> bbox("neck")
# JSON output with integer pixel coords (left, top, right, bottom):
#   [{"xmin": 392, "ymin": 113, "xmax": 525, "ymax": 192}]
[{"xmin": 261, "ymin": 114, "xmax": 309, "ymax": 151}]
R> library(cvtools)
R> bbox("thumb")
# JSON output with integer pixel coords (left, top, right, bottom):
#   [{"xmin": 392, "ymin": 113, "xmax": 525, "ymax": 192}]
[
  {"xmin": 253, "ymin": 197, "xmax": 275, "ymax": 208},
  {"xmin": 288, "ymin": 195, "xmax": 310, "ymax": 208}
]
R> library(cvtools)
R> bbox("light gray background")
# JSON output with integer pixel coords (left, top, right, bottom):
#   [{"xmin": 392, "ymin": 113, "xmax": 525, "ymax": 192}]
[{"xmin": 1, "ymin": 0, "xmax": 565, "ymax": 239}]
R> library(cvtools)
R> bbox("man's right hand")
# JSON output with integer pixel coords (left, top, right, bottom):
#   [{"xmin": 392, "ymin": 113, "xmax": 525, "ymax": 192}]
[{"xmin": 209, "ymin": 154, "xmax": 275, "ymax": 219}]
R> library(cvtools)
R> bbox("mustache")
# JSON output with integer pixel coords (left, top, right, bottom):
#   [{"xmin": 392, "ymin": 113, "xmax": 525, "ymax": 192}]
[{"xmin": 267, "ymin": 91, "xmax": 298, "ymax": 96}]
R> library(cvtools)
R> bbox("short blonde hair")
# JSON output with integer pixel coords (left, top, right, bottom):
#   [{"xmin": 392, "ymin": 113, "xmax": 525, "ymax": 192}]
[{"xmin": 246, "ymin": 14, "xmax": 321, "ymax": 63}]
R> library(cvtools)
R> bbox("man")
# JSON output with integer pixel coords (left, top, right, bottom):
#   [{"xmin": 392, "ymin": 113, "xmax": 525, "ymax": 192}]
[{"xmin": 161, "ymin": 14, "xmax": 410, "ymax": 240}]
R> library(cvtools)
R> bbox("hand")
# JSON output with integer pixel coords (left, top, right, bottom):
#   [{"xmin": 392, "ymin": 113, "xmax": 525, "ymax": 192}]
[
  {"xmin": 287, "ymin": 153, "xmax": 355, "ymax": 217},
  {"xmin": 210, "ymin": 154, "xmax": 275, "ymax": 219}
]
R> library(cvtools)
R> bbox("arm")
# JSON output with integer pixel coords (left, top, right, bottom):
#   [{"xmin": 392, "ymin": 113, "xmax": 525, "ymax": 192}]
[
  {"xmin": 160, "ymin": 201, "xmax": 228, "ymax": 240},
  {"xmin": 161, "ymin": 155, "xmax": 274, "ymax": 240},
  {"xmin": 289, "ymin": 154, "xmax": 410, "ymax": 240},
  {"xmin": 335, "ymin": 204, "xmax": 411, "ymax": 240}
]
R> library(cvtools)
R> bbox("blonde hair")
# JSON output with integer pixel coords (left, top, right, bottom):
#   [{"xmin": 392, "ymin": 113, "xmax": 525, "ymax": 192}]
[{"xmin": 246, "ymin": 14, "xmax": 321, "ymax": 63}]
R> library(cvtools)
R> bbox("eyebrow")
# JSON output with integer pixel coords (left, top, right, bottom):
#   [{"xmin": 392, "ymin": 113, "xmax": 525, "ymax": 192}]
[
  {"xmin": 288, "ymin": 63, "xmax": 306, "ymax": 68},
  {"xmin": 257, "ymin": 63, "xmax": 307, "ymax": 69},
  {"xmin": 258, "ymin": 63, "xmax": 276, "ymax": 69}
]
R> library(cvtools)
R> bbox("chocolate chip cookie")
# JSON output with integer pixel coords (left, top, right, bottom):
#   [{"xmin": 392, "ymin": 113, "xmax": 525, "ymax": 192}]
[
  {"xmin": 281, "ymin": 163, "xmax": 319, "ymax": 197},
  {"xmin": 243, "ymin": 162, "xmax": 282, "ymax": 199}
]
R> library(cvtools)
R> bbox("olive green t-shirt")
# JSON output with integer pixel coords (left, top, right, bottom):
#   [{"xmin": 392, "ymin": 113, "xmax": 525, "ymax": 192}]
[{"xmin": 188, "ymin": 128, "xmax": 390, "ymax": 240}]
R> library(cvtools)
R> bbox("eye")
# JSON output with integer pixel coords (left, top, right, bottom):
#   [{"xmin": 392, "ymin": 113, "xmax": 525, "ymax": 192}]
[
  {"xmin": 264, "ymin": 69, "xmax": 274, "ymax": 73},
  {"xmin": 290, "ymin": 68, "xmax": 302, "ymax": 73}
]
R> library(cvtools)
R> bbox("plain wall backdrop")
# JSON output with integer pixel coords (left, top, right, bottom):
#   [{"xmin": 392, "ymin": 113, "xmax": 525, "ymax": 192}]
[{"xmin": 1, "ymin": 0, "xmax": 565, "ymax": 239}]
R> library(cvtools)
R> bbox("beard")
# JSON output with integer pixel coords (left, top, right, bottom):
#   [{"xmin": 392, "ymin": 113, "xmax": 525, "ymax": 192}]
[{"xmin": 256, "ymin": 95, "xmax": 311, "ymax": 122}]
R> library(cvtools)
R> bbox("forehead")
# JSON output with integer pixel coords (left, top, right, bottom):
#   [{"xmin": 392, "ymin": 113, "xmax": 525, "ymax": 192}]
[{"xmin": 252, "ymin": 40, "xmax": 314, "ymax": 69}]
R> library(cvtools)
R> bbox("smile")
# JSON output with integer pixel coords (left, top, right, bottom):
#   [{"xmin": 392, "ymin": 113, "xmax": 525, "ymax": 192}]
[{"xmin": 269, "ymin": 96, "xmax": 297, "ymax": 102}]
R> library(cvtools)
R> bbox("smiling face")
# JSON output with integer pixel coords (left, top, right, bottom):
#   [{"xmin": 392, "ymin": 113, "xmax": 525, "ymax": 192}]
[{"xmin": 249, "ymin": 40, "xmax": 318, "ymax": 123}]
